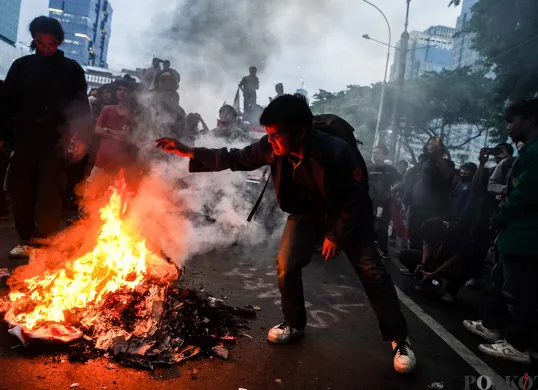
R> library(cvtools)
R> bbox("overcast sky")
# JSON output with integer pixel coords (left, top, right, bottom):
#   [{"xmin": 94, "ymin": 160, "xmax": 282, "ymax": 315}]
[{"xmin": 18, "ymin": 0, "xmax": 461, "ymax": 115}]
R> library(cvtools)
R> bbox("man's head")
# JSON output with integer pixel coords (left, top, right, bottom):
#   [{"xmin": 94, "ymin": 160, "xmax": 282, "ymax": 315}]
[
  {"xmin": 260, "ymin": 94, "xmax": 312, "ymax": 156},
  {"xmin": 275, "ymin": 83, "xmax": 284, "ymax": 95},
  {"xmin": 88, "ymin": 88, "xmax": 99, "ymax": 98},
  {"xmin": 372, "ymin": 145, "xmax": 389, "ymax": 166},
  {"xmin": 422, "ymin": 218, "xmax": 450, "ymax": 248},
  {"xmin": 29, "ymin": 16, "xmax": 64, "ymax": 56},
  {"xmin": 493, "ymin": 142, "xmax": 514, "ymax": 164},
  {"xmin": 156, "ymin": 71, "xmax": 178, "ymax": 92},
  {"xmin": 218, "ymin": 105, "xmax": 238, "ymax": 128},
  {"xmin": 460, "ymin": 162, "xmax": 477, "ymax": 182},
  {"xmin": 249, "ymin": 66, "xmax": 257, "ymax": 76},
  {"xmin": 163, "ymin": 60, "xmax": 171, "ymax": 69},
  {"xmin": 397, "ymin": 160, "xmax": 409, "ymax": 174},
  {"xmin": 152, "ymin": 58, "xmax": 161, "ymax": 68},
  {"xmin": 505, "ymin": 98, "xmax": 538, "ymax": 144},
  {"xmin": 115, "ymin": 81, "xmax": 134, "ymax": 102},
  {"xmin": 100, "ymin": 84, "xmax": 116, "ymax": 105}
]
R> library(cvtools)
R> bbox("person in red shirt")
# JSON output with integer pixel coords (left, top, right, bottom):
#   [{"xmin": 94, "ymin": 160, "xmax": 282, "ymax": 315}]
[{"xmin": 84, "ymin": 81, "xmax": 138, "ymax": 213}]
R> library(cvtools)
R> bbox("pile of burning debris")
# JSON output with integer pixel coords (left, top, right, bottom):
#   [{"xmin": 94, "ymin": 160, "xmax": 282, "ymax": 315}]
[{"xmin": 0, "ymin": 179, "xmax": 256, "ymax": 369}]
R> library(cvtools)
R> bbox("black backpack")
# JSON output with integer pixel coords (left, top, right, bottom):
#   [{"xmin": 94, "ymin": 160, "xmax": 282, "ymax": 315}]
[
  {"xmin": 313, "ymin": 114, "xmax": 363, "ymax": 163},
  {"xmin": 247, "ymin": 114, "xmax": 362, "ymax": 221}
]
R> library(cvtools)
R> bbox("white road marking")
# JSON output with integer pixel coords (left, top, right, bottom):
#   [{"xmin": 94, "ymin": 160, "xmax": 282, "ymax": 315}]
[{"xmin": 395, "ymin": 287, "xmax": 512, "ymax": 390}]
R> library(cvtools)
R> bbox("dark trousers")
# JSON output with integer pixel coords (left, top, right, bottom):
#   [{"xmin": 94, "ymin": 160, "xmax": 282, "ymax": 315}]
[
  {"xmin": 0, "ymin": 151, "xmax": 9, "ymax": 214},
  {"xmin": 481, "ymin": 259, "xmax": 509, "ymax": 331},
  {"xmin": 399, "ymin": 249, "xmax": 468, "ymax": 297},
  {"xmin": 277, "ymin": 215, "xmax": 407, "ymax": 341},
  {"xmin": 376, "ymin": 202, "xmax": 391, "ymax": 253},
  {"xmin": 502, "ymin": 255, "xmax": 538, "ymax": 354},
  {"xmin": 7, "ymin": 145, "xmax": 66, "ymax": 243}
]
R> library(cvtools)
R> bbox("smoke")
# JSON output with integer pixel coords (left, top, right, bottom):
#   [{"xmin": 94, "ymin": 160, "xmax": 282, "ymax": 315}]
[{"xmin": 140, "ymin": 0, "xmax": 347, "ymax": 119}]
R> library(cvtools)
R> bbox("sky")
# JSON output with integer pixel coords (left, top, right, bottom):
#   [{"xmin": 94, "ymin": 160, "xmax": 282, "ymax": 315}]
[{"xmin": 17, "ymin": 0, "xmax": 461, "ymax": 116}]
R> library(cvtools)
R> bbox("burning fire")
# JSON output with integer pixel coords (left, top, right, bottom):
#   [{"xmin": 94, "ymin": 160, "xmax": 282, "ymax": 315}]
[{"xmin": 6, "ymin": 179, "xmax": 169, "ymax": 334}]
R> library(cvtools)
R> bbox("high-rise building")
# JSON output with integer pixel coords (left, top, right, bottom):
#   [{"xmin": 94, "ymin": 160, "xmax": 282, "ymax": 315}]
[
  {"xmin": 49, "ymin": 0, "xmax": 113, "ymax": 68},
  {"xmin": 390, "ymin": 25, "xmax": 455, "ymax": 81},
  {"xmin": 0, "ymin": 0, "xmax": 22, "ymax": 79},
  {"xmin": 450, "ymin": 0, "xmax": 482, "ymax": 71}
]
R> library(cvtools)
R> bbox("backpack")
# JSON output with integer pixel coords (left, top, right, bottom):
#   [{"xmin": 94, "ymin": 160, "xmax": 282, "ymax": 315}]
[
  {"xmin": 313, "ymin": 114, "xmax": 363, "ymax": 163},
  {"xmin": 247, "ymin": 114, "xmax": 363, "ymax": 222}
]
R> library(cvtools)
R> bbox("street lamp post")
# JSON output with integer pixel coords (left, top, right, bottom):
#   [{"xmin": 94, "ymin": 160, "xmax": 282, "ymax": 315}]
[
  {"xmin": 362, "ymin": 0, "xmax": 391, "ymax": 149},
  {"xmin": 388, "ymin": 0, "xmax": 411, "ymax": 161}
]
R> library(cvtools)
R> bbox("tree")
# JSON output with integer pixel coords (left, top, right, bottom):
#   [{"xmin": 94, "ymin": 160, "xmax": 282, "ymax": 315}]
[
  {"xmin": 469, "ymin": 0, "xmax": 538, "ymax": 102},
  {"xmin": 310, "ymin": 83, "xmax": 395, "ymax": 155},
  {"xmin": 400, "ymin": 68, "xmax": 501, "ymax": 161}
]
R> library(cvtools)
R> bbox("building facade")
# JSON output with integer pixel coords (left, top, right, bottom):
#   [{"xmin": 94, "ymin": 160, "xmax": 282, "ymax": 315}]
[
  {"xmin": 450, "ymin": 0, "xmax": 482, "ymax": 71},
  {"xmin": 390, "ymin": 25, "xmax": 454, "ymax": 82},
  {"xmin": 83, "ymin": 65, "xmax": 140, "ymax": 90},
  {"xmin": 49, "ymin": 0, "xmax": 113, "ymax": 68},
  {"xmin": 0, "ymin": 0, "xmax": 22, "ymax": 80}
]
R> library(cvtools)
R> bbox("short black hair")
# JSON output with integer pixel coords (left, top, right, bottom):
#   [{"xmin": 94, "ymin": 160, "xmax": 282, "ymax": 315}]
[
  {"xmin": 163, "ymin": 60, "xmax": 170, "ymax": 65},
  {"xmin": 249, "ymin": 66, "xmax": 257, "ymax": 73},
  {"xmin": 374, "ymin": 145, "xmax": 389, "ymax": 156},
  {"xmin": 260, "ymin": 94, "xmax": 313, "ymax": 134},
  {"xmin": 114, "ymin": 79, "xmax": 135, "ymax": 92},
  {"xmin": 29, "ymin": 16, "xmax": 64, "ymax": 49},
  {"xmin": 461, "ymin": 162, "xmax": 478, "ymax": 173},
  {"xmin": 219, "ymin": 104, "xmax": 238, "ymax": 118},
  {"xmin": 495, "ymin": 142, "xmax": 514, "ymax": 156},
  {"xmin": 505, "ymin": 98, "xmax": 538, "ymax": 123}
]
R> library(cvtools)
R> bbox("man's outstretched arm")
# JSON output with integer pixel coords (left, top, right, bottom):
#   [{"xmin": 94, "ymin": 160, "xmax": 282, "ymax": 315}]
[{"xmin": 155, "ymin": 136, "xmax": 272, "ymax": 172}]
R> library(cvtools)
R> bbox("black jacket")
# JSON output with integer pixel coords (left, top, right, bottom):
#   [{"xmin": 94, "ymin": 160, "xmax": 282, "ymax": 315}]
[
  {"xmin": 189, "ymin": 130, "xmax": 374, "ymax": 247},
  {"xmin": 0, "ymin": 50, "xmax": 92, "ymax": 148}
]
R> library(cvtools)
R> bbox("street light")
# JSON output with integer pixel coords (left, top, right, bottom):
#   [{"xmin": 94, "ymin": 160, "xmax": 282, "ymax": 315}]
[{"xmin": 362, "ymin": 0, "xmax": 391, "ymax": 150}]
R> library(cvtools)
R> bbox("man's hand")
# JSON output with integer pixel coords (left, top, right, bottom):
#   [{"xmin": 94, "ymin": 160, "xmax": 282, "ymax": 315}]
[
  {"xmin": 321, "ymin": 237, "xmax": 340, "ymax": 261},
  {"xmin": 478, "ymin": 149, "xmax": 489, "ymax": 165},
  {"xmin": 421, "ymin": 270, "xmax": 436, "ymax": 282},
  {"xmin": 155, "ymin": 137, "xmax": 194, "ymax": 158},
  {"xmin": 71, "ymin": 140, "xmax": 87, "ymax": 162}
]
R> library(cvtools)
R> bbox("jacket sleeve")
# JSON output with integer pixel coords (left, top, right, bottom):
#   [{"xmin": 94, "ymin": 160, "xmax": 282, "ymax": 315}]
[
  {"xmin": 326, "ymin": 149, "xmax": 373, "ymax": 247},
  {"xmin": 0, "ymin": 60, "xmax": 22, "ymax": 143},
  {"xmin": 189, "ymin": 136, "xmax": 272, "ymax": 173},
  {"xmin": 494, "ymin": 152, "xmax": 538, "ymax": 225},
  {"xmin": 68, "ymin": 61, "xmax": 93, "ymax": 144}
]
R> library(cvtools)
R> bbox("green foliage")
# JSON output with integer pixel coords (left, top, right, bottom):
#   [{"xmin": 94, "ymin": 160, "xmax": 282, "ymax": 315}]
[{"xmin": 469, "ymin": 0, "xmax": 538, "ymax": 102}]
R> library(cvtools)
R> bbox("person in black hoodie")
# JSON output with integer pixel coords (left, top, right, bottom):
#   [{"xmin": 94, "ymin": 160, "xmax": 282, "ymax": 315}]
[
  {"xmin": 156, "ymin": 94, "xmax": 416, "ymax": 374},
  {"xmin": 0, "ymin": 16, "xmax": 92, "ymax": 258}
]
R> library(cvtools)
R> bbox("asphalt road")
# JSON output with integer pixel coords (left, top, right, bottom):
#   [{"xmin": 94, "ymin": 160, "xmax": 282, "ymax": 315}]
[{"xmin": 0, "ymin": 217, "xmax": 533, "ymax": 390}]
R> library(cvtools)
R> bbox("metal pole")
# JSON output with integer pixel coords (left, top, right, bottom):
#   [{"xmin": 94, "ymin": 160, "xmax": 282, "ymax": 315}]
[
  {"xmin": 389, "ymin": 0, "xmax": 411, "ymax": 160},
  {"xmin": 363, "ymin": 0, "xmax": 391, "ymax": 149}
]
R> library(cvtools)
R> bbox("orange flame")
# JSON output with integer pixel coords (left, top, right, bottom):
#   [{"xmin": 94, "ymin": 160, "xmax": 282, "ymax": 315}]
[{"xmin": 8, "ymin": 183, "xmax": 162, "ymax": 332}]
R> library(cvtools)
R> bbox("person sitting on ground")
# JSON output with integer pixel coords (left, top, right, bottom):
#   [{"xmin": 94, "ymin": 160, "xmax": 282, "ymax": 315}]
[
  {"xmin": 211, "ymin": 105, "xmax": 246, "ymax": 142},
  {"xmin": 399, "ymin": 217, "xmax": 472, "ymax": 303}
]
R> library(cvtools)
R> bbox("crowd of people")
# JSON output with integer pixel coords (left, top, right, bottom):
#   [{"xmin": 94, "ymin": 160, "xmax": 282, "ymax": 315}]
[
  {"xmin": 0, "ymin": 14, "xmax": 537, "ymax": 373},
  {"xmin": 367, "ymin": 101, "xmax": 538, "ymax": 366}
]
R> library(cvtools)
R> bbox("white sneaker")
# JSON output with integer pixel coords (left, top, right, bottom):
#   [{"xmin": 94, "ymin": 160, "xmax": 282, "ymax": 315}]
[
  {"xmin": 478, "ymin": 340, "xmax": 531, "ymax": 364},
  {"xmin": 9, "ymin": 245, "xmax": 31, "ymax": 259},
  {"xmin": 463, "ymin": 320, "xmax": 501, "ymax": 343},
  {"xmin": 267, "ymin": 322, "xmax": 304, "ymax": 344},
  {"xmin": 392, "ymin": 338, "xmax": 416, "ymax": 374}
]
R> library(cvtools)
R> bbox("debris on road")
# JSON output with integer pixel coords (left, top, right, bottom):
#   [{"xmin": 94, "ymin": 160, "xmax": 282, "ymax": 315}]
[
  {"xmin": 70, "ymin": 384, "xmax": 80, "ymax": 388},
  {"xmin": 211, "ymin": 344, "xmax": 229, "ymax": 360},
  {"xmin": 429, "ymin": 382, "xmax": 444, "ymax": 389}
]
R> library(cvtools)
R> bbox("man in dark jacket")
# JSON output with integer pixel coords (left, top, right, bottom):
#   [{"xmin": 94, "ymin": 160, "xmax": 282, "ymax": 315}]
[
  {"xmin": 156, "ymin": 94, "xmax": 416, "ymax": 374},
  {"xmin": 0, "ymin": 16, "xmax": 92, "ymax": 258},
  {"xmin": 473, "ymin": 99, "xmax": 538, "ymax": 367}
]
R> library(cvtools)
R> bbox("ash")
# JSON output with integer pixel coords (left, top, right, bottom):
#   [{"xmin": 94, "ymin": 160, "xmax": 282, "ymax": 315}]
[{"xmin": 1, "ymin": 285, "xmax": 255, "ymax": 370}]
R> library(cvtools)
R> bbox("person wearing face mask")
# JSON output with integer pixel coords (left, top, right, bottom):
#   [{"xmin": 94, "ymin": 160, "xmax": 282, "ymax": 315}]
[
  {"xmin": 0, "ymin": 16, "xmax": 92, "ymax": 258},
  {"xmin": 155, "ymin": 94, "xmax": 417, "ymax": 375}
]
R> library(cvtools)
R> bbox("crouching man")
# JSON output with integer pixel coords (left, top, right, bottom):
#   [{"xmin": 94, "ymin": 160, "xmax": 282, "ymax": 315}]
[
  {"xmin": 155, "ymin": 94, "xmax": 416, "ymax": 373},
  {"xmin": 399, "ymin": 218, "xmax": 472, "ymax": 303}
]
